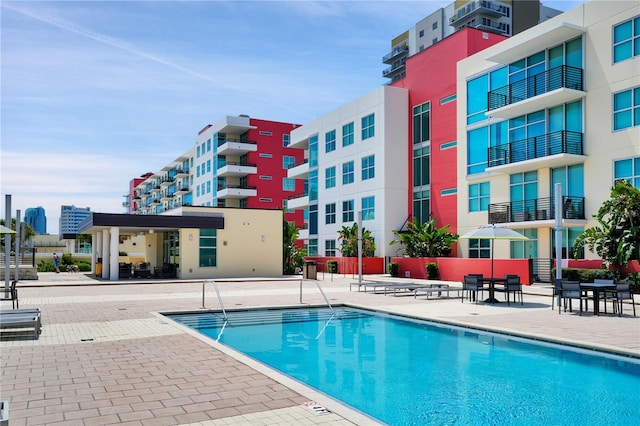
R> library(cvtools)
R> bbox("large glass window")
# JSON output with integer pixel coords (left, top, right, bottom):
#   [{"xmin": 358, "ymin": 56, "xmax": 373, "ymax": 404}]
[
  {"xmin": 361, "ymin": 114, "xmax": 375, "ymax": 140},
  {"xmin": 325, "ymin": 203, "xmax": 336, "ymax": 224},
  {"xmin": 325, "ymin": 166, "xmax": 336, "ymax": 188},
  {"xmin": 613, "ymin": 87, "xmax": 640, "ymax": 131},
  {"xmin": 283, "ymin": 134, "xmax": 290, "ymax": 147},
  {"xmin": 283, "ymin": 178, "xmax": 295, "ymax": 192},
  {"xmin": 510, "ymin": 171, "xmax": 538, "ymax": 220},
  {"xmin": 413, "ymin": 147, "xmax": 430, "ymax": 186},
  {"xmin": 283, "ymin": 156, "xmax": 295, "ymax": 169},
  {"xmin": 413, "ymin": 102, "xmax": 430, "ymax": 144},
  {"xmin": 510, "ymin": 228, "xmax": 538, "ymax": 259},
  {"xmin": 362, "ymin": 155, "xmax": 375, "ymax": 180},
  {"xmin": 614, "ymin": 157, "xmax": 640, "ymax": 188},
  {"xmin": 325, "ymin": 240, "xmax": 336, "ymax": 257},
  {"xmin": 199, "ymin": 229, "xmax": 217, "ymax": 267},
  {"xmin": 613, "ymin": 16, "xmax": 640, "ymax": 63},
  {"xmin": 362, "ymin": 196, "xmax": 375, "ymax": 220},
  {"xmin": 469, "ymin": 182, "xmax": 490, "ymax": 212},
  {"xmin": 309, "ymin": 170, "xmax": 318, "ymax": 201},
  {"xmin": 342, "ymin": 161, "xmax": 354, "ymax": 185},
  {"xmin": 309, "ymin": 134, "xmax": 319, "ymax": 167},
  {"xmin": 342, "ymin": 199, "xmax": 354, "ymax": 222},
  {"xmin": 325, "ymin": 130, "xmax": 336, "ymax": 153},
  {"xmin": 308, "ymin": 238, "xmax": 318, "ymax": 256},
  {"xmin": 413, "ymin": 190, "xmax": 430, "ymax": 224},
  {"xmin": 342, "ymin": 122, "xmax": 354, "ymax": 147}
]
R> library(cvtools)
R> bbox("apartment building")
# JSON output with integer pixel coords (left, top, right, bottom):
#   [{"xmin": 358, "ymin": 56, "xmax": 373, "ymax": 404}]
[
  {"xmin": 59, "ymin": 205, "xmax": 91, "ymax": 238},
  {"xmin": 287, "ymin": 86, "xmax": 409, "ymax": 257},
  {"xmin": 383, "ymin": 0, "xmax": 561, "ymax": 82},
  {"xmin": 455, "ymin": 0, "xmax": 640, "ymax": 281}
]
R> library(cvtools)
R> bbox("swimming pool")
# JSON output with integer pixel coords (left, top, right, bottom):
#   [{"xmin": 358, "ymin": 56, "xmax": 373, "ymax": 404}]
[{"xmin": 167, "ymin": 307, "xmax": 640, "ymax": 425}]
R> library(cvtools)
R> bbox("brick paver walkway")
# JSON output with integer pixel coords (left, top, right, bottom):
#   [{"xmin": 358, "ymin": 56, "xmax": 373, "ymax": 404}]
[{"xmin": 1, "ymin": 273, "xmax": 638, "ymax": 425}]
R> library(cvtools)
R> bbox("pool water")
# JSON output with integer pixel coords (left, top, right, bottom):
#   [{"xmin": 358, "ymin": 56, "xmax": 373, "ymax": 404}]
[{"xmin": 167, "ymin": 307, "xmax": 640, "ymax": 425}]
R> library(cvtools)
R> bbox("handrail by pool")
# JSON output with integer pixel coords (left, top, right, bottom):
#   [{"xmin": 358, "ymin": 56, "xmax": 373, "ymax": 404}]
[{"xmin": 202, "ymin": 279, "xmax": 228, "ymax": 322}]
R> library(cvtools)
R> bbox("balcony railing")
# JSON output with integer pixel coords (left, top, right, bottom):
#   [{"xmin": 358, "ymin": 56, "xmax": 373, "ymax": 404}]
[
  {"xmin": 488, "ymin": 196, "xmax": 585, "ymax": 224},
  {"xmin": 288, "ymin": 191, "xmax": 308, "ymax": 200},
  {"xmin": 291, "ymin": 158, "xmax": 309, "ymax": 168},
  {"xmin": 217, "ymin": 161, "xmax": 257, "ymax": 169},
  {"xmin": 382, "ymin": 44, "xmax": 408, "ymax": 63},
  {"xmin": 382, "ymin": 59, "xmax": 406, "ymax": 77},
  {"xmin": 488, "ymin": 65, "xmax": 584, "ymax": 110},
  {"xmin": 450, "ymin": 0, "xmax": 508, "ymax": 25},
  {"xmin": 217, "ymin": 138, "xmax": 257, "ymax": 148},
  {"xmin": 217, "ymin": 184, "xmax": 257, "ymax": 191},
  {"xmin": 488, "ymin": 130, "xmax": 583, "ymax": 167}
]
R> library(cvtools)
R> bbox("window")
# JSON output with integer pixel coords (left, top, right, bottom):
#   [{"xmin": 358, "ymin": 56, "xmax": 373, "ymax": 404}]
[
  {"xmin": 432, "ymin": 21, "xmax": 438, "ymax": 30},
  {"xmin": 325, "ymin": 203, "xmax": 336, "ymax": 224},
  {"xmin": 259, "ymin": 153, "xmax": 273, "ymax": 158},
  {"xmin": 283, "ymin": 156, "xmax": 295, "ymax": 169},
  {"xmin": 413, "ymin": 102, "xmax": 430, "ymax": 144},
  {"xmin": 440, "ymin": 140, "xmax": 457, "ymax": 150},
  {"xmin": 283, "ymin": 178, "xmax": 295, "ymax": 192},
  {"xmin": 419, "ymin": 29, "xmax": 424, "ymax": 37},
  {"xmin": 342, "ymin": 122, "xmax": 354, "ymax": 147},
  {"xmin": 325, "ymin": 166, "xmax": 336, "ymax": 188},
  {"xmin": 362, "ymin": 196, "xmax": 375, "ymax": 220},
  {"xmin": 441, "ymin": 188, "xmax": 456, "ymax": 196},
  {"xmin": 361, "ymin": 155, "xmax": 375, "ymax": 180},
  {"xmin": 469, "ymin": 182, "xmax": 490, "ymax": 212},
  {"xmin": 206, "ymin": 180, "xmax": 211, "ymax": 193},
  {"xmin": 613, "ymin": 87, "xmax": 640, "ymax": 131},
  {"xmin": 309, "ymin": 134, "xmax": 318, "ymax": 167},
  {"xmin": 432, "ymin": 38, "xmax": 438, "ymax": 44},
  {"xmin": 613, "ymin": 16, "xmax": 640, "ymax": 63},
  {"xmin": 325, "ymin": 130, "xmax": 336, "ymax": 153},
  {"xmin": 413, "ymin": 147, "xmax": 429, "ymax": 186},
  {"xmin": 197, "ymin": 145, "xmax": 200, "ymax": 158},
  {"xmin": 283, "ymin": 134, "xmax": 290, "ymax": 147},
  {"xmin": 614, "ymin": 157, "xmax": 640, "ymax": 189},
  {"xmin": 308, "ymin": 239, "xmax": 318, "ymax": 256},
  {"xmin": 199, "ymin": 229, "xmax": 217, "ymax": 267},
  {"xmin": 259, "ymin": 198, "xmax": 272, "ymax": 202},
  {"xmin": 342, "ymin": 199, "xmax": 354, "ymax": 222},
  {"xmin": 207, "ymin": 139, "xmax": 211, "ymax": 152},
  {"xmin": 440, "ymin": 94, "xmax": 456, "ymax": 105},
  {"xmin": 413, "ymin": 190, "xmax": 430, "ymax": 224},
  {"xmin": 361, "ymin": 114, "xmax": 375, "ymax": 140},
  {"xmin": 259, "ymin": 175, "xmax": 272, "ymax": 180},
  {"xmin": 207, "ymin": 160, "xmax": 211, "ymax": 173},
  {"xmin": 259, "ymin": 131, "xmax": 273, "ymax": 136},
  {"xmin": 469, "ymin": 239, "xmax": 491, "ymax": 259},
  {"xmin": 342, "ymin": 161, "xmax": 354, "ymax": 185},
  {"xmin": 325, "ymin": 240, "xmax": 336, "ymax": 256}
]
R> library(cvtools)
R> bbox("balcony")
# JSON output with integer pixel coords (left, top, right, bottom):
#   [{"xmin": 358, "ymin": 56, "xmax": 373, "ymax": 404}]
[
  {"xmin": 382, "ymin": 44, "xmax": 408, "ymax": 64},
  {"xmin": 487, "ymin": 65, "xmax": 585, "ymax": 119},
  {"xmin": 488, "ymin": 130, "xmax": 584, "ymax": 173},
  {"xmin": 450, "ymin": 0, "xmax": 508, "ymax": 26},
  {"xmin": 287, "ymin": 159, "xmax": 309, "ymax": 179},
  {"xmin": 488, "ymin": 196, "xmax": 585, "ymax": 226},
  {"xmin": 175, "ymin": 186, "xmax": 190, "ymax": 195},
  {"xmin": 382, "ymin": 59, "xmax": 406, "ymax": 78},
  {"xmin": 161, "ymin": 193, "xmax": 175, "ymax": 201},
  {"xmin": 287, "ymin": 192, "xmax": 309, "ymax": 210},
  {"xmin": 216, "ymin": 184, "xmax": 257, "ymax": 199},
  {"xmin": 160, "ymin": 177, "xmax": 175, "ymax": 187},
  {"xmin": 175, "ymin": 168, "xmax": 189, "ymax": 177},
  {"xmin": 216, "ymin": 139, "xmax": 258, "ymax": 155},
  {"xmin": 217, "ymin": 161, "xmax": 257, "ymax": 178}
]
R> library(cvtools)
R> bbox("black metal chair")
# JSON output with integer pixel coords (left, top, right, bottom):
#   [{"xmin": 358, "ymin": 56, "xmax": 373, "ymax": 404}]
[
  {"xmin": 609, "ymin": 282, "xmax": 636, "ymax": 317},
  {"xmin": 462, "ymin": 275, "xmax": 483, "ymax": 304},
  {"xmin": 552, "ymin": 279, "xmax": 563, "ymax": 312},
  {"xmin": 0, "ymin": 280, "xmax": 19, "ymax": 309},
  {"xmin": 504, "ymin": 275, "xmax": 523, "ymax": 305},
  {"xmin": 560, "ymin": 281, "xmax": 589, "ymax": 315},
  {"xmin": 593, "ymin": 279, "xmax": 615, "ymax": 314}
]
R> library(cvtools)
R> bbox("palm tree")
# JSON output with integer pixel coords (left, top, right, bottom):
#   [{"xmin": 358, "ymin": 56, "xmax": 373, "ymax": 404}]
[
  {"xmin": 337, "ymin": 223, "xmax": 375, "ymax": 257},
  {"xmin": 390, "ymin": 217, "xmax": 458, "ymax": 257},
  {"xmin": 283, "ymin": 219, "xmax": 306, "ymax": 274}
]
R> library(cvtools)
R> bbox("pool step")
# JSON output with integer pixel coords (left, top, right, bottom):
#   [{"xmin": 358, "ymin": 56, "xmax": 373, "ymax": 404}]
[{"xmin": 168, "ymin": 308, "xmax": 367, "ymax": 329}]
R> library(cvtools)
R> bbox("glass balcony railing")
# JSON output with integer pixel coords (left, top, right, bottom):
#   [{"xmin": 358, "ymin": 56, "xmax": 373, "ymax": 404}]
[
  {"xmin": 488, "ymin": 196, "xmax": 585, "ymax": 224},
  {"xmin": 488, "ymin": 65, "xmax": 584, "ymax": 110},
  {"xmin": 488, "ymin": 130, "xmax": 584, "ymax": 167}
]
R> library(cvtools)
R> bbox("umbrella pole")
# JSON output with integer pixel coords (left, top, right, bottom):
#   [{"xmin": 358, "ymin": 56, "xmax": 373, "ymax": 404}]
[{"xmin": 491, "ymin": 238, "xmax": 495, "ymax": 278}]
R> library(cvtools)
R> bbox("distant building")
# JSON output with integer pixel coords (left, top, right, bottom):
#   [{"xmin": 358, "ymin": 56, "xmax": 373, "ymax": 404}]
[
  {"xmin": 25, "ymin": 206, "xmax": 47, "ymax": 234},
  {"xmin": 383, "ymin": 0, "xmax": 562, "ymax": 82},
  {"xmin": 59, "ymin": 205, "xmax": 91, "ymax": 238}
]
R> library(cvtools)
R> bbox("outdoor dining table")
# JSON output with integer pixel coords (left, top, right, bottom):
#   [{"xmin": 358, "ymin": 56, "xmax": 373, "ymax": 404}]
[
  {"xmin": 479, "ymin": 277, "xmax": 506, "ymax": 304},
  {"xmin": 580, "ymin": 282, "xmax": 615, "ymax": 315}
]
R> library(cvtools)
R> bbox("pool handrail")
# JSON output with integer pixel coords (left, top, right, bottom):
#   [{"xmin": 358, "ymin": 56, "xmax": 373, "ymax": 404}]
[{"xmin": 203, "ymin": 279, "xmax": 228, "ymax": 322}]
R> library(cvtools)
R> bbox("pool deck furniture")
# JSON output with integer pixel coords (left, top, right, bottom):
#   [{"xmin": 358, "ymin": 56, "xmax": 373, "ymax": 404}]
[
  {"xmin": 413, "ymin": 284, "xmax": 461, "ymax": 299},
  {"xmin": 479, "ymin": 277, "xmax": 507, "ymax": 304},
  {"xmin": 349, "ymin": 281, "xmax": 377, "ymax": 291},
  {"xmin": 0, "ymin": 280, "xmax": 18, "ymax": 309},
  {"xmin": 607, "ymin": 283, "xmax": 636, "ymax": 317},
  {"xmin": 560, "ymin": 281, "xmax": 589, "ymax": 315},
  {"xmin": 462, "ymin": 275, "xmax": 483, "ymax": 304},
  {"xmin": 580, "ymin": 282, "xmax": 615, "ymax": 316},
  {"xmin": 0, "ymin": 309, "xmax": 41, "ymax": 339}
]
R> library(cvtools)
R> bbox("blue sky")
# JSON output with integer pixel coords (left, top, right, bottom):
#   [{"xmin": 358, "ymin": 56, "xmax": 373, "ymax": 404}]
[{"xmin": 1, "ymin": 0, "xmax": 586, "ymax": 234}]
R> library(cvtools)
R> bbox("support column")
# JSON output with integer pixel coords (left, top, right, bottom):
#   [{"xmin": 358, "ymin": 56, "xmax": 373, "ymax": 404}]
[
  {"xmin": 91, "ymin": 232, "xmax": 97, "ymax": 274},
  {"xmin": 102, "ymin": 229, "xmax": 110, "ymax": 279},
  {"xmin": 109, "ymin": 226, "xmax": 119, "ymax": 281}
]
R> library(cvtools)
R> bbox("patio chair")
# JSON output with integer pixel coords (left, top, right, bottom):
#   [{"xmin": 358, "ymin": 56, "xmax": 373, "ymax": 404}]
[
  {"xmin": 552, "ymin": 278, "xmax": 563, "ymax": 312},
  {"xmin": 462, "ymin": 275, "xmax": 483, "ymax": 304},
  {"xmin": 560, "ymin": 281, "xmax": 589, "ymax": 315},
  {"xmin": 0, "ymin": 281, "xmax": 18, "ymax": 309},
  {"xmin": 594, "ymin": 279, "xmax": 615, "ymax": 314},
  {"xmin": 504, "ymin": 275, "xmax": 523, "ymax": 306},
  {"xmin": 609, "ymin": 282, "xmax": 636, "ymax": 317}
]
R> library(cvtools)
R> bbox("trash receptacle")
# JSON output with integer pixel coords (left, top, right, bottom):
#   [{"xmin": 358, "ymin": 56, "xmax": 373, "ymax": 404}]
[
  {"xmin": 303, "ymin": 261, "xmax": 317, "ymax": 280},
  {"xmin": 96, "ymin": 258, "xmax": 102, "ymax": 276}
]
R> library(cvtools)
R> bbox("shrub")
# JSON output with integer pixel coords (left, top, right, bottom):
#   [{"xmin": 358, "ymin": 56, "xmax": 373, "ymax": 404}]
[
  {"xmin": 327, "ymin": 260, "xmax": 338, "ymax": 273},
  {"xmin": 388, "ymin": 262, "xmax": 399, "ymax": 277},
  {"xmin": 38, "ymin": 260, "xmax": 56, "ymax": 272},
  {"xmin": 76, "ymin": 261, "xmax": 92, "ymax": 272},
  {"xmin": 61, "ymin": 253, "xmax": 73, "ymax": 265},
  {"xmin": 426, "ymin": 262, "xmax": 439, "ymax": 279},
  {"xmin": 551, "ymin": 267, "xmax": 616, "ymax": 282}
]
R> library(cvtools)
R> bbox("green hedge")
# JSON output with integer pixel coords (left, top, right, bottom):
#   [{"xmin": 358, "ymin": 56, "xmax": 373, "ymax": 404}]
[
  {"xmin": 426, "ymin": 262, "xmax": 440, "ymax": 279},
  {"xmin": 552, "ymin": 267, "xmax": 617, "ymax": 282},
  {"xmin": 327, "ymin": 260, "xmax": 338, "ymax": 273},
  {"xmin": 388, "ymin": 262, "xmax": 399, "ymax": 277}
]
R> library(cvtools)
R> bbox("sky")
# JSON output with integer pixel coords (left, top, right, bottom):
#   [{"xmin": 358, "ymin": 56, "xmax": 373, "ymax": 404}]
[{"xmin": 1, "ymin": 0, "xmax": 587, "ymax": 234}]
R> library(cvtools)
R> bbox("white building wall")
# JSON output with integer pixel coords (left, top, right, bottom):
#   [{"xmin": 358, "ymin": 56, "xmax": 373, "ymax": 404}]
[{"xmin": 291, "ymin": 85, "xmax": 409, "ymax": 257}]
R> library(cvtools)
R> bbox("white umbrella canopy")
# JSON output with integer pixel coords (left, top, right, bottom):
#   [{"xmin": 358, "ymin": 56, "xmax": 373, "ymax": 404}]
[
  {"xmin": 459, "ymin": 224, "xmax": 529, "ymax": 278},
  {"xmin": 0, "ymin": 225, "xmax": 16, "ymax": 234}
]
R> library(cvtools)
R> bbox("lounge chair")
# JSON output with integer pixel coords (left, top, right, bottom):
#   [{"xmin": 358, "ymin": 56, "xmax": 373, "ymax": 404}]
[{"xmin": 0, "ymin": 310, "xmax": 41, "ymax": 339}]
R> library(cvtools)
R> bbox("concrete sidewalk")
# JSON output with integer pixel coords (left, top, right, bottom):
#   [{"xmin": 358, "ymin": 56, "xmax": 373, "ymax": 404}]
[{"xmin": 1, "ymin": 273, "xmax": 638, "ymax": 425}]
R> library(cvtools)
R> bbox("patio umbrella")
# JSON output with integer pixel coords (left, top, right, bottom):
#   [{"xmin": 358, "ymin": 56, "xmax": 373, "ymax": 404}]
[
  {"xmin": 0, "ymin": 225, "xmax": 15, "ymax": 234},
  {"xmin": 459, "ymin": 224, "xmax": 528, "ymax": 278}
]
